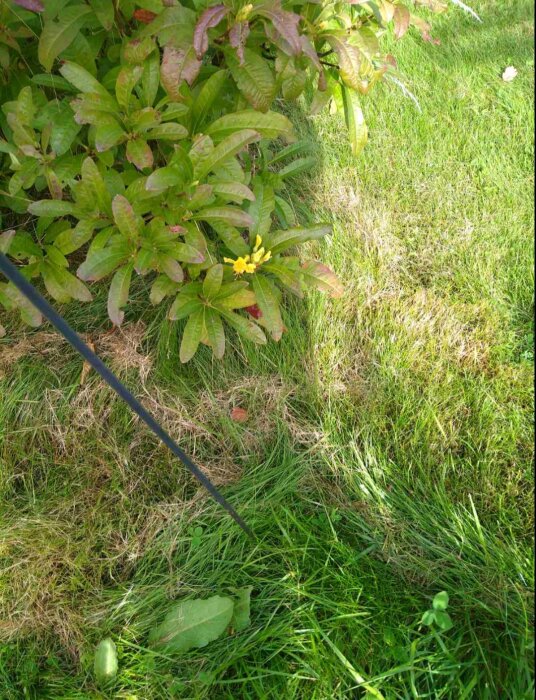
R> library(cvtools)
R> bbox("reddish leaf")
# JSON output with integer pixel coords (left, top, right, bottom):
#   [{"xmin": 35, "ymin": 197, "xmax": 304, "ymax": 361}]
[
  {"xmin": 259, "ymin": 6, "xmax": 302, "ymax": 56},
  {"xmin": 133, "ymin": 9, "xmax": 157, "ymax": 24},
  {"xmin": 245, "ymin": 304, "xmax": 262, "ymax": 319},
  {"xmin": 12, "ymin": 0, "xmax": 43, "ymax": 11},
  {"xmin": 126, "ymin": 138, "xmax": 154, "ymax": 170},
  {"xmin": 300, "ymin": 35, "xmax": 322, "ymax": 71},
  {"xmin": 301, "ymin": 261, "xmax": 344, "ymax": 298},
  {"xmin": 230, "ymin": 407, "xmax": 248, "ymax": 423},
  {"xmin": 229, "ymin": 21, "xmax": 250, "ymax": 65},
  {"xmin": 161, "ymin": 45, "xmax": 201, "ymax": 99},
  {"xmin": 393, "ymin": 5, "xmax": 411, "ymax": 40},
  {"xmin": 193, "ymin": 5, "xmax": 229, "ymax": 59}
]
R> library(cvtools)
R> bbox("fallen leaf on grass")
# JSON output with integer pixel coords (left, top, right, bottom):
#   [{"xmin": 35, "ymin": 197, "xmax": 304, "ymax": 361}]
[
  {"xmin": 230, "ymin": 407, "xmax": 248, "ymax": 423},
  {"xmin": 149, "ymin": 596, "xmax": 234, "ymax": 652},
  {"xmin": 229, "ymin": 586, "xmax": 253, "ymax": 632}
]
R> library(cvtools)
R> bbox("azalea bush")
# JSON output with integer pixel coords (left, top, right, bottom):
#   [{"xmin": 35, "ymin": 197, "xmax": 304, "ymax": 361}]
[{"xmin": 0, "ymin": 0, "xmax": 451, "ymax": 360}]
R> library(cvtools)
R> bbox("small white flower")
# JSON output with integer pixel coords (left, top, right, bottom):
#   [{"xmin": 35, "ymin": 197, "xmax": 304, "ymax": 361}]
[{"xmin": 502, "ymin": 66, "xmax": 518, "ymax": 82}]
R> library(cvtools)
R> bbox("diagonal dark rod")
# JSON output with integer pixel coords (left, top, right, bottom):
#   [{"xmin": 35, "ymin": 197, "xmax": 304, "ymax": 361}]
[{"xmin": 0, "ymin": 252, "xmax": 253, "ymax": 538}]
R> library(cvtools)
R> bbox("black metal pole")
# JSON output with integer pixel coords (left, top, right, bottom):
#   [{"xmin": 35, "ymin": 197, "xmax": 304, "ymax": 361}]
[{"xmin": 0, "ymin": 252, "xmax": 253, "ymax": 538}]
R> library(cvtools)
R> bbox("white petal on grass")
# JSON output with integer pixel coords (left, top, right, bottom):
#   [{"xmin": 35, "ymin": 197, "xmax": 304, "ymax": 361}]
[
  {"xmin": 386, "ymin": 75, "xmax": 422, "ymax": 113},
  {"xmin": 450, "ymin": 0, "xmax": 482, "ymax": 22},
  {"xmin": 502, "ymin": 66, "xmax": 518, "ymax": 82}
]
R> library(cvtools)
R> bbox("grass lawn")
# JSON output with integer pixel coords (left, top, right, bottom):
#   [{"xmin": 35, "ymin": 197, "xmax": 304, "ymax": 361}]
[{"xmin": 0, "ymin": 0, "xmax": 534, "ymax": 697}]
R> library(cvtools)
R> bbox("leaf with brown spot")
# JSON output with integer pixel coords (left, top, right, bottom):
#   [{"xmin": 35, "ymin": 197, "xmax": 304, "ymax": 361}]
[
  {"xmin": 126, "ymin": 138, "xmax": 154, "ymax": 170},
  {"xmin": 133, "ymin": 9, "xmax": 157, "ymax": 24},
  {"xmin": 161, "ymin": 45, "xmax": 201, "ymax": 100}
]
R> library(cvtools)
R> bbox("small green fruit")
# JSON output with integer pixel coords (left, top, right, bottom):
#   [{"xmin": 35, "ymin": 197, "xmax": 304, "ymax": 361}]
[{"xmin": 94, "ymin": 637, "xmax": 118, "ymax": 686}]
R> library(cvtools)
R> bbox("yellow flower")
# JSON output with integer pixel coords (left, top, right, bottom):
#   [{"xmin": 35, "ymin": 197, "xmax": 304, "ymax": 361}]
[
  {"xmin": 224, "ymin": 256, "xmax": 256, "ymax": 274},
  {"xmin": 224, "ymin": 236, "xmax": 272, "ymax": 275}
]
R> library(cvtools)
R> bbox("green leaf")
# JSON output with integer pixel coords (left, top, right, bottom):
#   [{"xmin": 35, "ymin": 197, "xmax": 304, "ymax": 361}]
[
  {"xmin": 279, "ymin": 157, "xmax": 316, "ymax": 180},
  {"xmin": 81, "ymin": 157, "xmax": 112, "ymax": 215},
  {"xmin": 263, "ymin": 259, "xmax": 302, "ymax": 296},
  {"xmin": 267, "ymin": 140, "xmax": 313, "ymax": 166},
  {"xmin": 342, "ymin": 86, "xmax": 368, "ymax": 157},
  {"xmin": 38, "ymin": 5, "xmax": 92, "ymax": 71},
  {"xmin": 434, "ymin": 611, "xmax": 453, "ymax": 632},
  {"xmin": 0, "ymin": 230, "xmax": 15, "ymax": 254},
  {"xmin": 46, "ymin": 101, "xmax": 81, "ymax": 155},
  {"xmin": 179, "ymin": 308, "xmax": 205, "ymax": 363},
  {"xmin": 45, "ymin": 245, "xmax": 68, "ymax": 268},
  {"xmin": 115, "ymin": 65, "xmax": 143, "ymax": 109},
  {"xmin": 193, "ymin": 207, "xmax": 253, "ymax": 229},
  {"xmin": 170, "ymin": 242, "xmax": 204, "ymax": 265},
  {"xmin": 191, "ymin": 70, "xmax": 229, "ymax": 134},
  {"xmin": 202, "ymin": 264, "xmax": 223, "ymax": 299},
  {"xmin": 139, "ymin": 5, "xmax": 196, "ymax": 46},
  {"xmin": 420, "ymin": 610, "xmax": 436, "ymax": 626},
  {"xmin": 326, "ymin": 36, "xmax": 362, "ymax": 92},
  {"xmin": 354, "ymin": 26, "xmax": 381, "ymax": 57},
  {"xmin": 159, "ymin": 255, "xmax": 184, "ymax": 283},
  {"xmin": 216, "ymin": 288, "xmax": 256, "ymax": 309},
  {"xmin": 219, "ymin": 308, "xmax": 266, "ymax": 345},
  {"xmin": 211, "ymin": 182, "xmax": 255, "ymax": 204},
  {"xmin": 230, "ymin": 586, "xmax": 253, "ymax": 633},
  {"xmin": 145, "ymin": 123, "xmax": 188, "ymax": 141},
  {"xmin": 124, "ymin": 36, "xmax": 156, "ymax": 64},
  {"xmin": 32, "ymin": 74, "xmax": 76, "ymax": 92},
  {"xmin": 195, "ymin": 129, "xmax": 261, "ymax": 181},
  {"xmin": 145, "ymin": 165, "xmax": 184, "ymax": 193},
  {"xmin": 248, "ymin": 181, "xmax": 274, "ymax": 238},
  {"xmin": 274, "ymin": 195, "xmax": 297, "ymax": 227},
  {"xmin": 210, "ymin": 222, "xmax": 249, "ymax": 257},
  {"xmin": 149, "ymin": 595, "xmax": 234, "ymax": 651},
  {"xmin": 94, "ymin": 119, "xmax": 127, "ymax": 152},
  {"xmin": 267, "ymin": 224, "xmax": 331, "ymax": 255},
  {"xmin": 205, "ymin": 308, "xmax": 225, "ymax": 359},
  {"xmin": 225, "ymin": 48, "xmax": 276, "ymax": 112},
  {"xmin": 432, "ymin": 591, "xmax": 449, "ymax": 611},
  {"xmin": 186, "ymin": 184, "xmax": 215, "ymax": 211},
  {"xmin": 169, "ymin": 293, "xmax": 202, "ymax": 321},
  {"xmin": 150, "ymin": 274, "xmax": 180, "ymax": 304},
  {"xmin": 89, "ymin": 0, "xmax": 114, "ymax": 30},
  {"xmin": 28, "ymin": 200, "xmax": 76, "ymax": 217},
  {"xmin": 130, "ymin": 107, "xmax": 160, "ymax": 131},
  {"xmin": 206, "ymin": 110, "xmax": 293, "ymax": 142},
  {"xmin": 59, "ymin": 61, "xmax": 112, "ymax": 96},
  {"xmin": 77, "ymin": 244, "xmax": 130, "ymax": 281},
  {"xmin": 107, "ymin": 262, "xmax": 133, "ymax": 325},
  {"xmin": 300, "ymin": 261, "xmax": 344, "ymax": 297},
  {"xmin": 142, "ymin": 52, "xmax": 160, "ymax": 107},
  {"xmin": 94, "ymin": 638, "xmax": 118, "ymax": 687},
  {"xmin": 252, "ymin": 274, "xmax": 284, "ymax": 341},
  {"xmin": 42, "ymin": 263, "xmax": 92, "ymax": 303},
  {"xmin": 126, "ymin": 138, "xmax": 154, "ymax": 170},
  {"xmin": 112, "ymin": 195, "xmax": 142, "ymax": 240},
  {"xmin": 54, "ymin": 220, "xmax": 94, "ymax": 255}
]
